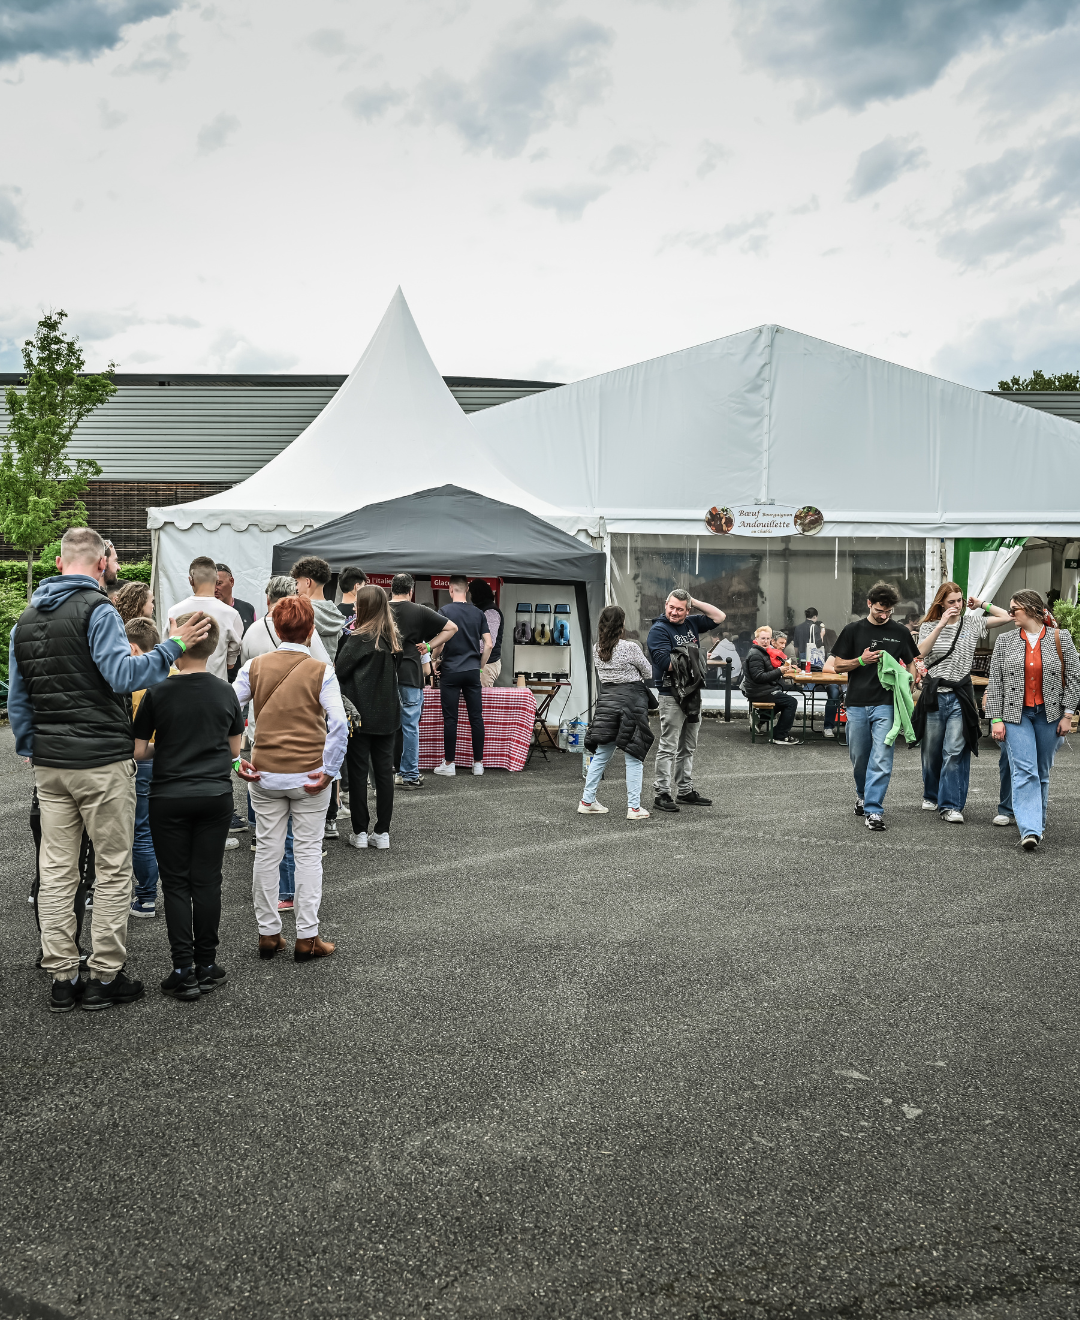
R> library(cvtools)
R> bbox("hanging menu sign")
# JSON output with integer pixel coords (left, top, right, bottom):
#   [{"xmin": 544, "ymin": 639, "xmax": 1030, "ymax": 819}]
[{"xmin": 705, "ymin": 504, "xmax": 824, "ymax": 537}]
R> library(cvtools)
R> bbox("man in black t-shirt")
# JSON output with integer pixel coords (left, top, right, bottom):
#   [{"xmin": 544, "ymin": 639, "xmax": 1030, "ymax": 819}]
[
  {"xmin": 337, "ymin": 567, "xmax": 368, "ymax": 626},
  {"xmin": 434, "ymin": 575, "xmax": 493, "ymax": 777},
  {"xmin": 132, "ymin": 615, "xmax": 245, "ymax": 1000},
  {"xmin": 388, "ymin": 573, "xmax": 458, "ymax": 787},
  {"xmin": 825, "ymin": 581, "xmax": 919, "ymax": 831}
]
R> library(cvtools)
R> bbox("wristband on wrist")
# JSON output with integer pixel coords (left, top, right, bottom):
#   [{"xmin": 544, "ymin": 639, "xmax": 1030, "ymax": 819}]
[
  {"xmin": 232, "ymin": 758, "xmax": 242, "ymax": 772},
  {"xmin": 858, "ymin": 656, "xmax": 866, "ymax": 666},
  {"xmin": 991, "ymin": 719, "xmax": 1004, "ymax": 725},
  {"xmin": 173, "ymin": 638, "xmax": 187, "ymax": 653},
  {"xmin": 984, "ymin": 602, "xmax": 993, "ymax": 615}
]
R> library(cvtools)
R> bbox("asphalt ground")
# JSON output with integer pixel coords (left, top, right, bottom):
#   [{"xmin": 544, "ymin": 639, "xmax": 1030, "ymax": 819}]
[{"xmin": 1, "ymin": 719, "xmax": 1078, "ymax": 1320}]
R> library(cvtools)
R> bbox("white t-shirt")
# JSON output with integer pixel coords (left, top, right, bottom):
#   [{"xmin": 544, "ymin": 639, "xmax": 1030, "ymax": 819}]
[{"xmin": 167, "ymin": 594, "xmax": 244, "ymax": 681}]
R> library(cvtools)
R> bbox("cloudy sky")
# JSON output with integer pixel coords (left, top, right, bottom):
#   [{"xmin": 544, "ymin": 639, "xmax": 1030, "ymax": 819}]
[{"xmin": 1, "ymin": 0, "xmax": 1079, "ymax": 387}]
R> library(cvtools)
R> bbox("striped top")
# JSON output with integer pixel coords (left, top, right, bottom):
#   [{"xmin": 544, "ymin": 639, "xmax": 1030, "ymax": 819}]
[{"xmin": 918, "ymin": 609, "xmax": 987, "ymax": 684}]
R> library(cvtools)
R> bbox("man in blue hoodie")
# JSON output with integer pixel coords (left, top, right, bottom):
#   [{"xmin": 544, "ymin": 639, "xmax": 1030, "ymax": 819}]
[
  {"xmin": 8, "ymin": 527, "xmax": 211, "ymax": 1014},
  {"xmin": 646, "ymin": 588, "xmax": 725, "ymax": 812}
]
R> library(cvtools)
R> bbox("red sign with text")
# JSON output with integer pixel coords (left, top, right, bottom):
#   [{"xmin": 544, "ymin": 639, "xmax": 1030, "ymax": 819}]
[{"xmin": 361, "ymin": 573, "xmax": 501, "ymax": 600}]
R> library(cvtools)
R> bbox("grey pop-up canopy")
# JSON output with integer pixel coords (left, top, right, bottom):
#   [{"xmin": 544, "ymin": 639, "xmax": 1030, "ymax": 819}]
[{"xmin": 272, "ymin": 483, "xmax": 608, "ymax": 654}]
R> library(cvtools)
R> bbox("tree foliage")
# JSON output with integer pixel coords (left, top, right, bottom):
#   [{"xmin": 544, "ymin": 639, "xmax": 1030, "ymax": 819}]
[
  {"xmin": 997, "ymin": 368, "xmax": 1080, "ymax": 391},
  {"xmin": 0, "ymin": 311, "xmax": 112, "ymax": 599}
]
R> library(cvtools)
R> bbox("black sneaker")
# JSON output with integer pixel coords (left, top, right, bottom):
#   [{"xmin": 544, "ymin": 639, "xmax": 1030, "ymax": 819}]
[
  {"xmin": 772, "ymin": 736, "xmax": 801, "ymax": 746},
  {"xmin": 865, "ymin": 813, "xmax": 885, "ymax": 831},
  {"xmin": 229, "ymin": 813, "xmax": 248, "ymax": 832},
  {"xmin": 676, "ymin": 791, "xmax": 712, "ymax": 806},
  {"xmin": 400, "ymin": 778, "xmax": 424, "ymax": 790},
  {"xmin": 160, "ymin": 968, "xmax": 201, "ymax": 1001},
  {"xmin": 81, "ymin": 970, "xmax": 146, "ymax": 1011},
  {"xmin": 48, "ymin": 977, "xmax": 84, "ymax": 1014},
  {"xmin": 1021, "ymin": 834, "xmax": 1040, "ymax": 852},
  {"xmin": 854, "ymin": 798, "xmax": 865, "ymax": 816},
  {"xmin": 196, "ymin": 964, "xmax": 227, "ymax": 992},
  {"xmin": 653, "ymin": 793, "xmax": 680, "ymax": 813}
]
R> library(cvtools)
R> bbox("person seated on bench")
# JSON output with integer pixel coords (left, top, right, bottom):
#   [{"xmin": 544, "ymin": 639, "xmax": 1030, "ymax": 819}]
[{"xmin": 743, "ymin": 626, "xmax": 801, "ymax": 746}]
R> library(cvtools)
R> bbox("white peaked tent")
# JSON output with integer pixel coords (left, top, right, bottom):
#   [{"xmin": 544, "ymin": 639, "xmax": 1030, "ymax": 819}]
[
  {"xmin": 472, "ymin": 323, "xmax": 1080, "ymax": 540},
  {"xmin": 148, "ymin": 289, "xmax": 572, "ymax": 617}
]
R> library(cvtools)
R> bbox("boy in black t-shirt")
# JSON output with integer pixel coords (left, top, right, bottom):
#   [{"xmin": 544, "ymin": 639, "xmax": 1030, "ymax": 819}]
[
  {"xmin": 132, "ymin": 615, "xmax": 245, "ymax": 1000},
  {"xmin": 825, "ymin": 582, "xmax": 919, "ymax": 831}
]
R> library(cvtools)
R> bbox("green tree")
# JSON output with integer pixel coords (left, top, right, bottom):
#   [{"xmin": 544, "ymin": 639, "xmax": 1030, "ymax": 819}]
[
  {"xmin": 0, "ymin": 311, "xmax": 112, "ymax": 601},
  {"xmin": 997, "ymin": 368, "xmax": 1080, "ymax": 391}
]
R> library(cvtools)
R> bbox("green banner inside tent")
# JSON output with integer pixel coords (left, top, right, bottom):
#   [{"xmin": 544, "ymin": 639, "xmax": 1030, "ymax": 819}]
[{"xmin": 953, "ymin": 537, "xmax": 1027, "ymax": 596}]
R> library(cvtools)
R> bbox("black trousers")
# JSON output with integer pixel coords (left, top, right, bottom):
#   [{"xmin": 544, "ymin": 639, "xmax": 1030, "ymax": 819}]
[
  {"xmin": 770, "ymin": 691, "xmax": 799, "ymax": 740},
  {"xmin": 346, "ymin": 732, "xmax": 395, "ymax": 835},
  {"xmin": 148, "ymin": 794, "xmax": 233, "ymax": 968},
  {"xmin": 440, "ymin": 669, "xmax": 484, "ymax": 763}
]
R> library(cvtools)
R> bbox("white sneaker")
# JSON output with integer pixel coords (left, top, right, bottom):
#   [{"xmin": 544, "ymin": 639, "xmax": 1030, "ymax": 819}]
[
  {"xmin": 941, "ymin": 809, "xmax": 964, "ymax": 823},
  {"xmin": 823, "ymin": 728, "xmax": 835, "ymax": 739},
  {"xmin": 472, "ymin": 762, "xmax": 484, "ymax": 776},
  {"xmin": 347, "ymin": 831, "xmax": 368, "ymax": 850},
  {"xmin": 992, "ymin": 813, "xmax": 1014, "ymax": 827},
  {"xmin": 577, "ymin": 800, "xmax": 608, "ymax": 814},
  {"xmin": 627, "ymin": 806, "xmax": 650, "ymax": 820},
  {"xmin": 921, "ymin": 799, "xmax": 938, "ymax": 811},
  {"xmin": 369, "ymin": 832, "xmax": 390, "ymax": 849},
  {"xmin": 433, "ymin": 761, "xmax": 456, "ymax": 777},
  {"xmin": 224, "ymin": 836, "xmax": 239, "ymax": 850}
]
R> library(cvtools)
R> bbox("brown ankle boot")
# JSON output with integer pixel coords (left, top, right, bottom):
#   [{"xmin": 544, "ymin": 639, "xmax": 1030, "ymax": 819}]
[
  {"xmin": 294, "ymin": 934, "xmax": 335, "ymax": 963},
  {"xmin": 258, "ymin": 933, "xmax": 287, "ymax": 960}
]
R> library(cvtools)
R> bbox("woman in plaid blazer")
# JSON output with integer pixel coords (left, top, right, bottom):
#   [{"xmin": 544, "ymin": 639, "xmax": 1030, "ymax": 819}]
[{"xmin": 985, "ymin": 590, "xmax": 1080, "ymax": 850}]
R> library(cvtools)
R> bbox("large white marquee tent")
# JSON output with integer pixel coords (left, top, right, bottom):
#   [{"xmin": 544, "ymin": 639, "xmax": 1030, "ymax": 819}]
[
  {"xmin": 147, "ymin": 290, "xmax": 579, "ymax": 617},
  {"xmin": 149, "ymin": 296, "xmax": 1080, "ymax": 646}
]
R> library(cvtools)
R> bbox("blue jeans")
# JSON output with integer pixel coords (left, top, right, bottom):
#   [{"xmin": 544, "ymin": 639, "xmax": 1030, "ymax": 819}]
[
  {"xmin": 249, "ymin": 791, "xmax": 294, "ymax": 897},
  {"xmin": 845, "ymin": 703, "xmax": 895, "ymax": 816},
  {"xmin": 398, "ymin": 685, "xmax": 425, "ymax": 782},
  {"xmin": 583, "ymin": 742, "xmax": 644, "ymax": 809},
  {"xmin": 132, "ymin": 761, "xmax": 158, "ymax": 902},
  {"xmin": 1004, "ymin": 705, "xmax": 1063, "ymax": 840},
  {"xmin": 920, "ymin": 691, "xmax": 970, "ymax": 812},
  {"xmin": 824, "ymin": 684, "xmax": 841, "ymax": 729}
]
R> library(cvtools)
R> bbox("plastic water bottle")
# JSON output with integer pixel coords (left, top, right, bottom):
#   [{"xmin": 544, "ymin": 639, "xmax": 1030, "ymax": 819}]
[
  {"xmin": 566, "ymin": 717, "xmax": 585, "ymax": 751},
  {"xmin": 558, "ymin": 721, "xmax": 570, "ymax": 751}
]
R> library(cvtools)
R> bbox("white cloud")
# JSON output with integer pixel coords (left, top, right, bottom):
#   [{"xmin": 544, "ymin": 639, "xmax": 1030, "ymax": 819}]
[
  {"xmin": 415, "ymin": 16, "xmax": 613, "ymax": 158},
  {"xmin": 97, "ymin": 98, "xmax": 127, "ymax": 129},
  {"xmin": 345, "ymin": 84, "xmax": 406, "ymax": 123},
  {"xmin": 663, "ymin": 212, "xmax": 774, "ymax": 256},
  {"xmin": 197, "ymin": 112, "xmax": 240, "ymax": 155},
  {"xmin": 733, "ymin": 0, "xmax": 1079, "ymax": 111},
  {"xmin": 933, "ymin": 280, "xmax": 1080, "ymax": 386},
  {"xmin": 696, "ymin": 139, "xmax": 730, "ymax": 178},
  {"xmin": 0, "ymin": 0, "xmax": 181, "ymax": 67},
  {"xmin": 847, "ymin": 135, "xmax": 927, "ymax": 200},
  {"xmin": 0, "ymin": 185, "xmax": 32, "ymax": 248},
  {"xmin": 114, "ymin": 30, "xmax": 189, "ymax": 81},
  {"xmin": 524, "ymin": 183, "xmax": 608, "ymax": 222},
  {"xmin": 591, "ymin": 141, "xmax": 660, "ymax": 176},
  {"xmin": 205, "ymin": 329, "xmax": 298, "ymax": 373}
]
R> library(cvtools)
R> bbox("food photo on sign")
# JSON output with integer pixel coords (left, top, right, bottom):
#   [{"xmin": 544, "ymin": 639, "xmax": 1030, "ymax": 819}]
[{"xmin": 705, "ymin": 504, "xmax": 824, "ymax": 536}]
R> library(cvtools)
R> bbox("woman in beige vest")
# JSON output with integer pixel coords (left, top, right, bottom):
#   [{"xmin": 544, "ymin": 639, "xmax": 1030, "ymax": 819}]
[{"xmin": 233, "ymin": 596, "xmax": 347, "ymax": 961}]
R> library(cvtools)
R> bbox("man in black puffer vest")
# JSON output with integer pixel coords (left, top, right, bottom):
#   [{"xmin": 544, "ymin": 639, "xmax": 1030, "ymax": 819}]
[{"xmin": 8, "ymin": 527, "xmax": 211, "ymax": 1015}]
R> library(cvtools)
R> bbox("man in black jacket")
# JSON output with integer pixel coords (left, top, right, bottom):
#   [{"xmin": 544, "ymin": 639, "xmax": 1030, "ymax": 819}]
[{"xmin": 743, "ymin": 626, "xmax": 801, "ymax": 745}]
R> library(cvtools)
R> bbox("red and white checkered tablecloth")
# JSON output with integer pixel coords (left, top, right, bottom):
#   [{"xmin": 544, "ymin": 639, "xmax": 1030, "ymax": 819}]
[{"xmin": 418, "ymin": 686, "xmax": 537, "ymax": 772}]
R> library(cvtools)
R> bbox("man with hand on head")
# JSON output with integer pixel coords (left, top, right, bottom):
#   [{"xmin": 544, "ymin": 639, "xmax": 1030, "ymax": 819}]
[
  {"xmin": 647, "ymin": 588, "xmax": 725, "ymax": 813},
  {"xmin": 168, "ymin": 555, "xmax": 243, "ymax": 681},
  {"xmin": 8, "ymin": 527, "xmax": 211, "ymax": 1014}
]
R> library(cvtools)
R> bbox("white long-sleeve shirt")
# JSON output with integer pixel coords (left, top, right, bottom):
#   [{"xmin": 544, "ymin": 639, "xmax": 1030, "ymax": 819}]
[
  {"xmin": 168, "ymin": 594, "xmax": 244, "ymax": 680},
  {"xmin": 232, "ymin": 642, "xmax": 348, "ymax": 789}
]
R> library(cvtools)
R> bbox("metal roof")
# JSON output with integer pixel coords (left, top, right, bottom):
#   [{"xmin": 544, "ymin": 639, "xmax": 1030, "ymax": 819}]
[
  {"xmin": 0, "ymin": 373, "xmax": 562, "ymax": 483},
  {"xmin": 986, "ymin": 391, "xmax": 1080, "ymax": 425}
]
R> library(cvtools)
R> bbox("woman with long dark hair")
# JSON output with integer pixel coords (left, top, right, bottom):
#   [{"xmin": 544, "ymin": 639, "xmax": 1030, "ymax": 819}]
[
  {"xmin": 578, "ymin": 605, "xmax": 654, "ymax": 821},
  {"xmin": 986, "ymin": 589, "xmax": 1080, "ymax": 850},
  {"xmin": 916, "ymin": 581, "xmax": 1011, "ymax": 821},
  {"xmin": 335, "ymin": 585, "xmax": 402, "ymax": 850}
]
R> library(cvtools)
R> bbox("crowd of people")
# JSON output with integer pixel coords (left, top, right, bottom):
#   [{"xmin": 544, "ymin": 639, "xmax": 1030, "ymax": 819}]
[
  {"xmin": 577, "ymin": 580, "xmax": 1080, "ymax": 851},
  {"xmin": 9, "ymin": 527, "xmax": 1079, "ymax": 1014},
  {"xmin": 9, "ymin": 531, "xmax": 503, "ymax": 1013}
]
